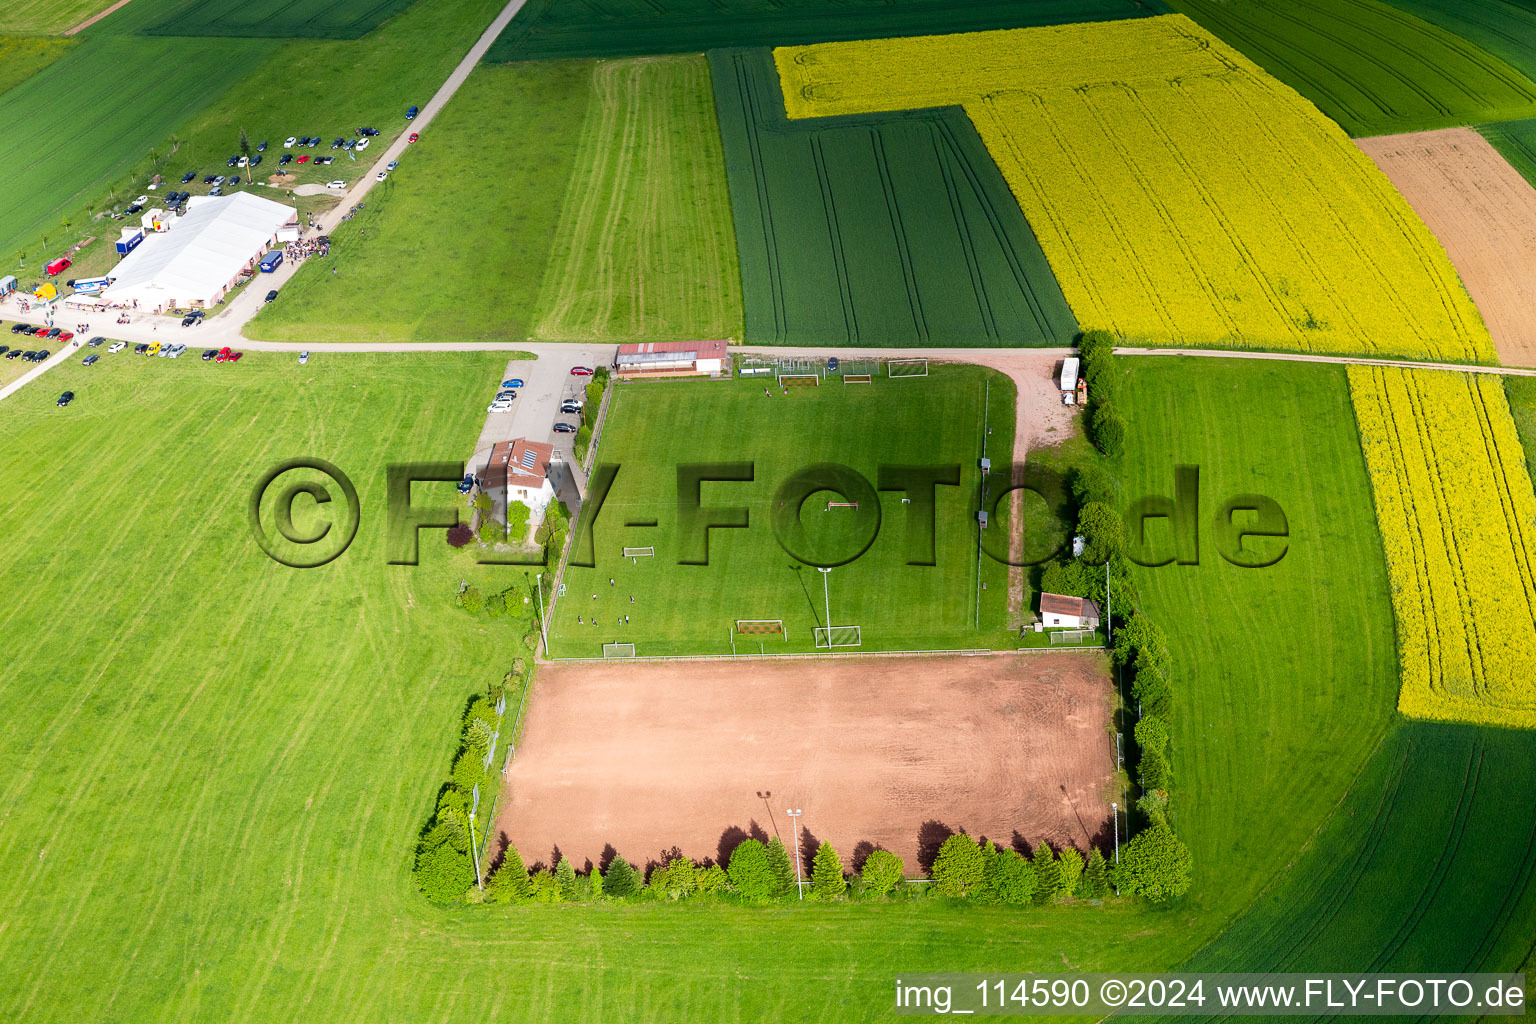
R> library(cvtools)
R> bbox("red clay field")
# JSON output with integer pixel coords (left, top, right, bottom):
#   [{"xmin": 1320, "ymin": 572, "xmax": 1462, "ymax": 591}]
[{"xmin": 494, "ymin": 654, "xmax": 1115, "ymax": 875}]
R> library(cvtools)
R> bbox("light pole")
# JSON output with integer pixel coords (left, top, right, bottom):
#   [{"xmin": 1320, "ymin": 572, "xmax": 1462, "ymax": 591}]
[
  {"xmin": 1111, "ymin": 800, "xmax": 1119, "ymax": 896},
  {"xmin": 818, "ymin": 568, "xmax": 832, "ymax": 643},
  {"xmin": 786, "ymin": 808, "xmax": 804, "ymax": 899},
  {"xmin": 535, "ymin": 572, "xmax": 550, "ymax": 656},
  {"xmin": 468, "ymin": 809, "xmax": 484, "ymax": 891}
]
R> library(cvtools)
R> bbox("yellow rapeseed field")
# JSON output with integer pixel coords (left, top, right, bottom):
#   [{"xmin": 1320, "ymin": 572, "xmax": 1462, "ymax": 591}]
[
  {"xmin": 1348, "ymin": 365, "xmax": 1536, "ymax": 728},
  {"xmin": 774, "ymin": 16, "xmax": 1496, "ymax": 363}
]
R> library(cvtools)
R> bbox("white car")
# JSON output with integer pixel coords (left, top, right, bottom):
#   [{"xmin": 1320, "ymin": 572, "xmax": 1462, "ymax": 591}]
[
  {"xmin": 355, "ymin": 138, "xmax": 369, "ymax": 151},
  {"xmin": 238, "ymin": 156, "xmax": 248, "ymax": 167},
  {"xmin": 387, "ymin": 160, "xmax": 399, "ymax": 170},
  {"xmin": 299, "ymin": 351, "xmax": 309, "ymax": 365},
  {"xmin": 488, "ymin": 399, "xmax": 514, "ymax": 413},
  {"xmin": 168, "ymin": 344, "xmax": 185, "ymax": 358},
  {"xmin": 108, "ymin": 341, "xmax": 125, "ymax": 353},
  {"xmin": 325, "ymin": 180, "xmax": 346, "ymax": 189},
  {"xmin": 135, "ymin": 194, "xmax": 149, "ymax": 205},
  {"xmin": 284, "ymin": 137, "xmax": 297, "ymax": 148},
  {"xmin": 376, "ymin": 171, "xmax": 387, "ymax": 181}
]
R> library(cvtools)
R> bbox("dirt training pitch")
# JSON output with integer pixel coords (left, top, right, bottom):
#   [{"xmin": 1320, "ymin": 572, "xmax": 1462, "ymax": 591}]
[{"xmin": 494, "ymin": 654, "xmax": 1115, "ymax": 876}]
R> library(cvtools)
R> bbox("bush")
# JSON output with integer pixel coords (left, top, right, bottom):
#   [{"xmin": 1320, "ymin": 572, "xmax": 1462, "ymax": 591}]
[
  {"xmin": 727, "ymin": 839, "xmax": 778, "ymax": 904},
  {"xmin": 649, "ymin": 857, "xmax": 698, "ymax": 900},
  {"xmin": 1090, "ymin": 402, "xmax": 1126, "ymax": 457},
  {"xmin": 1079, "ymin": 328, "xmax": 1115, "ymax": 363},
  {"xmin": 695, "ymin": 864, "xmax": 729, "ymax": 895},
  {"xmin": 991, "ymin": 849, "xmax": 1036, "ymax": 905},
  {"xmin": 1117, "ymin": 823, "xmax": 1192, "ymax": 902},
  {"xmin": 1077, "ymin": 848, "xmax": 1110, "ymax": 899},
  {"xmin": 1076, "ymin": 501, "xmax": 1123, "ymax": 564},
  {"xmin": 588, "ymin": 866, "xmax": 604, "ymax": 899},
  {"xmin": 556, "ymin": 856, "xmax": 579, "ymax": 901},
  {"xmin": 858, "ymin": 849, "xmax": 904, "ymax": 897},
  {"xmin": 478, "ymin": 517, "xmax": 504, "ymax": 545},
  {"xmin": 460, "ymin": 586, "xmax": 483, "ymax": 614},
  {"xmin": 505, "ymin": 501, "xmax": 530, "ymax": 542},
  {"xmin": 1031, "ymin": 845, "xmax": 1065, "ymax": 904},
  {"xmin": 1134, "ymin": 715, "xmax": 1170, "ymax": 758},
  {"xmin": 415, "ymin": 823, "xmax": 474, "ymax": 904},
  {"xmin": 1132, "ymin": 664, "xmax": 1173, "ymax": 720},
  {"xmin": 472, "ymin": 491, "xmax": 491, "ymax": 514},
  {"xmin": 450, "ymin": 748, "xmax": 484, "ymax": 793},
  {"xmin": 1058, "ymin": 846, "xmax": 1084, "ymax": 895},
  {"xmin": 485, "ymin": 844, "xmax": 531, "ymax": 904},
  {"xmin": 766, "ymin": 836, "xmax": 797, "ymax": 899},
  {"xmin": 604, "ymin": 856, "xmax": 641, "ymax": 899},
  {"xmin": 1138, "ymin": 745, "xmax": 1173, "ymax": 792},
  {"xmin": 446, "ymin": 522, "xmax": 473, "ymax": 548},
  {"xmin": 810, "ymin": 842, "xmax": 846, "ymax": 900},
  {"xmin": 1083, "ymin": 345, "xmax": 1117, "ymax": 401},
  {"xmin": 1070, "ymin": 463, "xmax": 1118, "ymax": 511},
  {"xmin": 584, "ymin": 377, "xmax": 605, "ymax": 408},
  {"xmin": 1114, "ymin": 613, "xmax": 1170, "ymax": 672},
  {"xmin": 930, "ymin": 834, "xmax": 987, "ymax": 898},
  {"xmin": 528, "ymin": 869, "xmax": 562, "ymax": 903}
]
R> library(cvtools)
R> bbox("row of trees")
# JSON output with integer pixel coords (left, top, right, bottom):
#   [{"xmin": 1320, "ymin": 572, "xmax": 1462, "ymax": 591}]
[
  {"xmin": 1081, "ymin": 329, "xmax": 1126, "ymax": 457},
  {"xmin": 929, "ymin": 834, "xmax": 1111, "ymax": 903},
  {"xmin": 572, "ymin": 368, "xmax": 610, "ymax": 465}
]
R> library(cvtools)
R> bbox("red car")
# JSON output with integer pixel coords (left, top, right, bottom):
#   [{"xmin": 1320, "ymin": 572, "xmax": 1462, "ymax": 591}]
[
  {"xmin": 297, "ymin": 154, "xmax": 310, "ymax": 164},
  {"xmin": 46, "ymin": 257, "xmax": 71, "ymax": 276},
  {"xmin": 407, "ymin": 132, "xmax": 419, "ymax": 143},
  {"xmin": 215, "ymin": 346, "xmax": 232, "ymax": 362},
  {"xmin": 569, "ymin": 365, "xmax": 593, "ymax": 376},
  {"xmin": 229, "ymin": 351, "xmax": 243, "ymax": 362},
  {"xmin": 57, "ymin": 331, "xmax": 73, "ymax": 342}
]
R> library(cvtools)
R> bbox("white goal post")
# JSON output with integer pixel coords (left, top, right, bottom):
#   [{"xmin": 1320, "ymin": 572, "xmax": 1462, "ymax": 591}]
[
  {"xmin": 1049, "ymin": 629, "xmax": 1096, "ymax": 645},
  {"xmin": 735, "ymin": 619, "xmax": 786, "ymax": 636},
  {"xmin": 886, "ymin": 358, "xmax": 928, "ymax": 378},
  {"xmin": 843, "ymin": 373, "xmax": 873, "ymax": 384},
  {"xmin": 602, "ymin": 642, "xmax": 637, "ymax": 658},
  {"xmin": 621, "ymin": 546, "xmax": 655, "ymax": 563},
  {"xmin": 814, "ymin": 625, "xmax": 863, "ymax": 648},
  {"xmin": 777, "ymin": 373, "xmax": 821, "ymax": 387}
]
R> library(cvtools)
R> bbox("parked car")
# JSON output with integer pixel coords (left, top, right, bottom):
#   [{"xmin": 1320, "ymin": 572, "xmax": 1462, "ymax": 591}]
[
  {"xmin": 181, "ymin": 315, "xmax": 199, "ymax": 327},
  {"xmin": 501, "ymin": 378, "xmax": 525, "ymax": 389},
  {"xmin": 209, "ymin": 187, "xmax": 223, "ymax": 197},
  {"xmin": 355, "ymin": 138, "xmax": 370, "ymax": 151},
  {"xmin": 57, "ymin": 391, "xmax": 73, "ymax": 407},
  {"xmin": 488, "ymin": 398, "xmax": 514, "ymax": 412},
  {"xmin": 299, "ymin": 351, "xmax": 309, "ymax": 365},
  {"xmin": 237, "ymin": 156, "xmax": 249, "ymax": 168},
  {"xmin": 33, "ymin": 350, "xmax": 50, "ymax": 361},
  {"xmin": 109, "ymin": 342, "xmax": 126, "ymax": 353},
  {"xmin": 406, "ymin": 106, "xmax": 419, "ymax": 119},
  {"xmin": 157, "ymin": 342, "xmax": 170, "ymax": 357},
  {"xmin": 88, "ymin": 336, "xmax": 105, "ymax": 347},
  {"xmin": 569, "ymin": 365, "xmax": 594, "ymax": 376},
  {"xmin": 4, "ymin": 349, "xmax": 21, "ymax": 359},
  {"xmin": 56, "ymin": 331, "xmax": 73, "ymax": 342},
  {"xmin": 249, "ymin": 154, "xmax": 262, "ymax": 167},
  {"xmin": 407, "ymin": 132, "xmax": 419, "ymax": 143},
  {"xmin": 0, "ymin": 346, "xmax": 7, "ymax": 356},
  {"xmin": 278, "ymin": 154, "xmax": 292, "ymax": 166},
  {"xmin": 147, "ymin": 343, "xmax": 161, "ymax": 356},
  {"xmin": 560, "ymin": 400, "xmax": 583, "ymax": 414},
  {"xmin": 227, "ymin": 155, "xmax": 239, "ymax": 167},
  {"xmin": 229, "ymin": 351, "xmax": 242, "ymax": 362},
  {"xmin": 46, "ymin": 257, "xmax": 71, "ymax": 276},
  {"xmin": 133, "ymin": 343, "xmax": 149, "ymax": 354},
  {"xmin": 256, "ymin": 140, "xmax": 267, "ymax": 152},
  {"xmin": 307, "ymin": 136, "xmax": 319, "ymax": 147},
  {"xmin": 553, "ymin": 422, "xmax": 578, "ymax": 433},
  {"xmin": 125, "ymin": 204, "xmax": 144, "ymax": 215},
  {"xmin": 331, "ymin": 138, "xmax": 345, "ymax": 149},
  {"xmin": 201, "ymin": 348, "xmax": 216, "ymax": 360},
  {"xmin": 45, "ymin": 328, "xmax": 61, "ymax": 339},
  {"xmin": 9, "ymin": 323, "xmax": 24, "ymax": 334},
  {"xmin": 297, "ymin": 154, "xmax": 309, "ymax": 164},
  {"xmin": 135, "ymin": 195, "xmax": 149, "ymax": 205},
  {"xmin": 458, "ymin": 474, "xmax": 475, "ymax": 494},
  {"xmin": 265, "ymin": 290, "xmax": 278, "ymax": 303},
  {"xmin": 215, "ymin": 347, "xmax": 232, "ymax": 362},
  {"xmin": 325, "ymin": 180, "xmax": 346, "ymax": 190},
  {"xmin": 284, "ymin": 137, "xmax": 297, "ymax": 148},
  {"xmin": 203, "ymin": 174, "xmax": 218, "ymax": 184},
  {"xmin": 376, "ymin": 171, "xmax": 387, "ymax": 181},
  {"xmin": 387, "ymin": 159, "xmax": 399, "ymax": 171},
  {"xmin": 316, "ymin": 156, "xmax": 334, "ymax": 165},
  {"xmin": 83, "ymin": 353, "xmax": 99, "ymax": 366},
  {"xmin": 181, "ymin": 171, "xmax": 197, "ymax": 183}
]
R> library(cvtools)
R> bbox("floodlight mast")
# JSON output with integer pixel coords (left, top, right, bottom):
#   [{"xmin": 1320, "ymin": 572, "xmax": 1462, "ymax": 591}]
[
  {"xmin": 787, "ymin": 808, "xmax": 804, "ymax": 899},
  {"xmin": 818, "ymin": 568, "xmax": 832, "ymax": 640}
]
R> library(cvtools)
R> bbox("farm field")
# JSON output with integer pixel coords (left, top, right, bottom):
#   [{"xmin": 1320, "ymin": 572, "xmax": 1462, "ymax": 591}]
[
  {"xmin": 487, "ymin": 0, "xmax": 1164, "ymax": 63},
  {"xmin": 250, "ymin": 60, "xmax": 590, "ymax": 343},
  {"xmin": 552, "ymin": 367, "xmax": 1018, "ymax": 657},
  {"xmin": 496, "ymin": 655, "xmax": 1114, "ymax": 875},
  {"xmin": 712, "ymin": 48, "xmax": 1077, "ymax": 348},
  {"xmin": 1481, "ymin": 115, "xmax": 1536, "ymax": 187},
  {"xmin": 1114, "ymin": 357, "xmax": 1402, "ymax": 916},
  {"xmin": 1347, "ymin": 366, "xmax": 1536, "ymax": 728},
  {"xmin": 533, "ymin": 56, "xmax": 741, "ymax": 343},
  {"xmin": 0, "ymin": 35, "xmax": 77, "ymax": 96},
  {"xmin": 775, "ymin": 17, "xmax": 1495, "ymax": 362},
  {"xmin": 1509, "ymin": 376, "xmax": 1536, "ymax": 479},
  {"xmin": 142, "ymin": 0, "xmax": 419, "ymax": 39},
  {"xmin": 1358, "ymin": 127, "xmax": 1536, "ymax": 367},
  {"xmin": 1377, "ymin": 0, "xmax": 1536, "ymax": 92},
  {"xmin": 0, "ymin": 35, "xmax": 277, "ymax": 270},
  {"xmin": 2, "ymin": 0, "xmax": 501, "ymax": 296},
  {"xmin": 1165, "ymin": 0, "xmax": 1536, "ymax": 136},
  {"xmin": 0, "ymin": 0, "xmax": 128, "ymax": 33}
]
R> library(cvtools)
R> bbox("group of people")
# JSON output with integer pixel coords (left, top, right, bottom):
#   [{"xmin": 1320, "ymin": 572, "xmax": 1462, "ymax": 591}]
[{"xmin": 283, "ymin": 236, "xmax": 330, "ymax": 263}]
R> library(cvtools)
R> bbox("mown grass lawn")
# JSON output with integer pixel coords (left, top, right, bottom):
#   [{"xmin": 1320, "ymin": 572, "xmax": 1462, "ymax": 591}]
[
  {"xmin": 0, "ymin": 34, "xmax": 78, "ymax": 95},
  {"xmin": 553, "ymin": 367, "xmax": 1018, "ymax": 657}
]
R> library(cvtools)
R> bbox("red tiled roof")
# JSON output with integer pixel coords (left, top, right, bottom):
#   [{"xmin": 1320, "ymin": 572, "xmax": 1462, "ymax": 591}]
[
  {"xmin": 484, "ymin": 438, "xmax": 553, "ymax": 491},
  {"xmin": 616, "ymin": 339, "xmax": 727, "ymax": 358},
  {"xmin": 1039, "ymin": 592, "xmax": 1100, "ymax": 618}
]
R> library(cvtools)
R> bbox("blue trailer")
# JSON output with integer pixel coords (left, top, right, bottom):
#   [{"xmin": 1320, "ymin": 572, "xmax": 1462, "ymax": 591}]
[
  {"xmin": 258, "ymin": 250, "xmax": 283, "ymax": 273},
  {"xmin": 116, "ymin": 229, "xmax": 143, "ymax": 256}
]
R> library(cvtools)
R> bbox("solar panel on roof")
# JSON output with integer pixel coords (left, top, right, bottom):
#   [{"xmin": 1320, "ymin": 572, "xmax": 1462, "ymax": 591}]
[{"xmin": 520, "ymin": 449, "xmax": 537, "ymax": 469}]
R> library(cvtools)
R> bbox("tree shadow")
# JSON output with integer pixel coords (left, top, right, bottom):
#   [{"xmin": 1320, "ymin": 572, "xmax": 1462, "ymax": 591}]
[
  {"xmin": 798, "ymin": 825, "xmax": 821, "ymax": 877},
  {"xmin": 1010, "ymin": 830, "xmax": 1035, "ymax": 858},
  {"xmin": 598, "ymin": 843, "xmax": 619, "ymax": 874},
  {"xmin": 916, "ymin": 820, "xmax": 956, "ymax": 873},
  {"xmin": 851, "ymin": 840, "xmax": 876, "ymax": 873}
]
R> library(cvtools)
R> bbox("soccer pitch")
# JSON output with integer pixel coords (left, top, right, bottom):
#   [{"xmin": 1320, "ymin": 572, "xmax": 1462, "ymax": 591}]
[{"xmin": 550, "ymin": 366, "xmax": 1018, "ymax": 657}]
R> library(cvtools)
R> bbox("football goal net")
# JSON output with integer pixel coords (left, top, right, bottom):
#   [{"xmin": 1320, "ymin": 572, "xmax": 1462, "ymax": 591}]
[
  {"xmin": 736, "ymin": 619, "xmax": 785, "ymax": 636},
  {"xmin": 824, "ymin": 500, "xmax": 859, "ymax": 512},
  {"xmin": 621, "ymin": 546, "xmax": 655, "ymax": 563},
  {"xmin": 777, "ymin": 373, "xmax": 821, "ymax": 387},
  {"xmin": 843, "ymin": 374, "xmax": 873, "ymax": 384},
  {"xmin": 887, "ymin": 358, "xmax": 928, "ymax": 378},
  {"xmin": 602, "ymin": 642, "xmax": 637, "ymax": 658},
  {"xmin": 1049, "ymin": 629, "xmax": 1096, "ymax": 645},
  {"xmin": 814, "ymin": 625, "xmax": 863, "ymax": 648}
]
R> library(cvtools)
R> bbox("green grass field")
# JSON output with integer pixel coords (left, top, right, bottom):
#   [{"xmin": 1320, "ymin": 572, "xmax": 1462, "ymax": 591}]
[
  {"xmin": 142, "ymin": 0, "xmax": 418, "ymax": 39},
  {"xmin": 0, "ymin": 35, "xmax": 77, "ymax": 95},
  {"xmin": 1380, "ymin": 0, "xmax": 1536, "ymax": 86},
  {"xmin": 533, "ymin": 55, "xmax": 741, "ymax": 343},
  {"xmin": 711, "ymin": 48, "xmax": 1078, "ymax": 348},
  {"xmin": 1114, "ymin": 357, "xmax": 1402, "ymax": 916},
  {"xmin": 554, "ymin": 367, "xmax": 1017, "ymax": 656},
  {"xmin": 1508, "ymin": 376, "xmax": 1536, "ymax": 480},
  {"xmin": 250, "ymin": 60, "xmax": 590, "ymax": 343},
  {"xmin": 0, "ymin": 35, "xmax": 278, "ymax": 268},
  {"xmin": 1167, "ymin": 0, "xmax": 1536, "ymax": 136},
  {"xmin": 0, "ymin": 0, "xmax": 125, "ymax": 33},
  {"xmin": 487, "ymin": 0, "xmax": 1166, "ymax": 62},
  {"xmin": 1481, "ymin": 115, "xmax": 1536, "ymax": 188}
]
